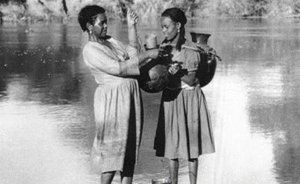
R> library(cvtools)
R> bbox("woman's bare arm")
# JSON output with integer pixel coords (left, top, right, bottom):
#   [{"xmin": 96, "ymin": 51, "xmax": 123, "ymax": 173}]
[{"xmin": 127, "ymin": 9, "xmax": 140, "ymax": 51}]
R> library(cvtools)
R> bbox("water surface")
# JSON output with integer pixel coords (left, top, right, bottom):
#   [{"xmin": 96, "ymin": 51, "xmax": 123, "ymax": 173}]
[{"xmin": 0, "ymin": 18, "xmax": 300, "ymax": 184}]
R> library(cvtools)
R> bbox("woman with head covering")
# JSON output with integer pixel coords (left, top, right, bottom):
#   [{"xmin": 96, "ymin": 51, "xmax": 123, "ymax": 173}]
[
  {"xmin": 154, "ymin": 7, "xmax": 216, "ymax": 184},
  {"xmin": 78, "ymin": 5, "xmax": 162, "ymax": 184}
]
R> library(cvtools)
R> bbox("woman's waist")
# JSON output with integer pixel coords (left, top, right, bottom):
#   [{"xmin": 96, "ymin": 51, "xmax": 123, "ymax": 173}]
[
  {"xmin": 95, "ymin": 77, "xmax": 138, "ymax": 87},
  {"xmin": 91, "ymin": 71, "xmax": 136, "ymax": 84},
  {"xmin": 166, "ymin": 80, "xmax": 200, "ymax": 90}
]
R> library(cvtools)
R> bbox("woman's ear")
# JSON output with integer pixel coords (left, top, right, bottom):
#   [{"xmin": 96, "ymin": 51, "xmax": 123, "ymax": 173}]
[
  {"xmin": 86, "ymin": 22, "xmax": 93, "ymax": 32},
  {"xmin": 176, "ymin": 22, "xmax": 182, "ymax": 31}
]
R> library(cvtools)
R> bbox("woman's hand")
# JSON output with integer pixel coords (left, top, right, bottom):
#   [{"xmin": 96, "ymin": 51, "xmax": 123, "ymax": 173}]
[
  {"xmin": 127, "ymin": 8, "xmax": 139, "ymax": 26},
  {"xmin": 168, "ymin": 62, "xmax": 182, "ymax": 75}
]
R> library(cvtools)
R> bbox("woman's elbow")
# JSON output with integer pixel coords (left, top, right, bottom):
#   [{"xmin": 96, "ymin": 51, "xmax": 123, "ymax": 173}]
[
  {"xmin": 118, "ymin": 68, "xmax": 128, "ymax": 76},
  {"xmin": 107, "ymin": 65, "xmax": 129, "ymax": 76}
]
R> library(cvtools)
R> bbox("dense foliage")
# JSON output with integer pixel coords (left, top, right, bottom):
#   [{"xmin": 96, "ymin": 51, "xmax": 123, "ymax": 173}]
[{"xmin": 1, "ymin": 0, "xmax": 300, "ymax": 22}]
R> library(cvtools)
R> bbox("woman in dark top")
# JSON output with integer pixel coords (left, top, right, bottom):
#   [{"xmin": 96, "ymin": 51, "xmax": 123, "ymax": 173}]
[{"xmin": 154, "ymin": 7, "xmax": 215, "ymax": 184}]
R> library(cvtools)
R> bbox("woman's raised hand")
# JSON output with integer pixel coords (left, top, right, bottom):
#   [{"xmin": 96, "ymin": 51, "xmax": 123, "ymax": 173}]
[{"xmin": 127, "ymin": 8, "xmax": 139, "ymax": 26}]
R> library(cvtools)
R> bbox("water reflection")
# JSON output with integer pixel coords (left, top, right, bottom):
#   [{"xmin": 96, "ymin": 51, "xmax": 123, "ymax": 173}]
[
  {"xmin": 188, "ymin": 18, "xmax": 300, "ymax": 184},
  {"xmin": 0, "ymin": 18, "xmax": 300, "ymax": 183},
  {"xmin": 247, "ymin": 50, "xmax": 300, "ymax": 184},
  {"xmin": 0, "ymin": 22, "xmax": 97, "ymax": 184},
  {"xmin": 0, "ymin": 23, "xmax": 83, "ymax": 104}
]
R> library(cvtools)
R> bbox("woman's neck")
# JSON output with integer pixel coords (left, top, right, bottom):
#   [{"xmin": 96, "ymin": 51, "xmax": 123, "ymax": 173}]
[
  {"xmin": 89, "ymin": 34, "xmax": 117, "ymax": 54},
  {"xmin": 88, "ymin": 34, "xmax": 108, "ymax": 44},
  {"xmin": 163, "ymin": 33, "xmax": 179, "ymax": 46}
]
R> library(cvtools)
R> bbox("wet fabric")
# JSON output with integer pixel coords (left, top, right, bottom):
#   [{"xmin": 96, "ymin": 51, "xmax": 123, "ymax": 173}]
[
  {"xmin": 82, "ymin": 38, "xmax": 142, "ymax": 173},
  {"xmin": 154, "ymin": 86, "xmax": 215, "ymax": 159},
  {"xmin": 91, "ymin": 79, "xmax": 142, "ymax": 172},
  {"xmin": 154, "ymin": 39, "xmax": 215, "ymax": 159}
]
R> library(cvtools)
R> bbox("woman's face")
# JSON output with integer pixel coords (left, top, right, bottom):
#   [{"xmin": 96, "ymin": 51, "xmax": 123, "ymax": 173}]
[
  {"xmin": 92, "ymin": 13, "xmax": 107, "ymax": 38},
  {"xmin": 161, "ymin": 16, "xmax": 179, "ymax": 41}
]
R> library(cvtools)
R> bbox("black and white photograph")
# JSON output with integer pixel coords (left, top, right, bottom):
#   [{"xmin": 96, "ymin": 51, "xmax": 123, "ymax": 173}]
[{"xmin": 1, "ymin": 0, "xmax": 300, "ymax": 183}]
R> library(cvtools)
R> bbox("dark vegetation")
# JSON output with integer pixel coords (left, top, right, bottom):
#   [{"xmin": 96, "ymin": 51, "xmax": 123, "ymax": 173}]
[{"xmin": 1, "ymin": 0, "xmax": 300, "ymax": 23}]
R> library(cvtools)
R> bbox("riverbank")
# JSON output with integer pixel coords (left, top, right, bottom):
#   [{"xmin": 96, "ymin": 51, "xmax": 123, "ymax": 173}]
[{"xmin": 1, "ymin": 0, "xmax": 300, "ymax": 24}]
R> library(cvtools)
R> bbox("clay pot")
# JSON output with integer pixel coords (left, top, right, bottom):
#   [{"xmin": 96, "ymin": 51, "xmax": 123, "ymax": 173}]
[
  {"xmin": 138, "ymin": 56, "xmax": 170, "ymax": 93},
  {"xmin": 190, "ymin": 32, "xmax": 211, "ymax": 44},
  {"xmin": 137, "ymin": 33, "xmax": 169, "ymax": 93},
  {"xmin": 138, "ymin": 32, "xmax": 217, "ymax": 93},
  {"xmin": 145, "ymin": 33, "xmax": 159, "ymax": 50},
  {"xmin": 190, "ymin": 32, "xmax": 217, "ymax": 87}
]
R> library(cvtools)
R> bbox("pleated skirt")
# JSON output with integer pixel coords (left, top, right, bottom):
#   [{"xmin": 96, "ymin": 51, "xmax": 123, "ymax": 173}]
[
  {"xmin": 154, "ymin": 85, "xmax": 215, "ymax": 159},
  {"xmin": 90, "ymin": 79, "xmax": 143, "ymax": 173}
]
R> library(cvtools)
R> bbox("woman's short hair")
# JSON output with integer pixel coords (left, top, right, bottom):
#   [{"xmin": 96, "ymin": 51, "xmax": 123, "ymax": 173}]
[{"xmin": 78, "ymin": 5, "xmax": 105, "ymax": 32}]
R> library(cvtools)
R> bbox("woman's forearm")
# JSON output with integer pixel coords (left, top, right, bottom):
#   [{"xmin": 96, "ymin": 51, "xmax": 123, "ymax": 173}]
[
  {"xmin": 137, "ymin": 52, "xmax": 151, "ymax": 67},
  {"xmin": 128, "ymin": 25, "xmax": 139, "ymax": 50}
]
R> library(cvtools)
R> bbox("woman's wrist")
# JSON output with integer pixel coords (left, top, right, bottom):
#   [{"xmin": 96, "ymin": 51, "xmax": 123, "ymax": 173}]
[
  {"xmin": 138, "ymin": 52, "xmax": 147, "ymax": 62},
  {"xmin": 144, "ymin": 52, "xmax": 152, "ymax": 61},
  {"xmin": 128, "ymin": 25, "xmax": 136, "ymax": 30},
  {"xmin": 128, "ymin": 23, "xmax": 137, "ymax": 27}
]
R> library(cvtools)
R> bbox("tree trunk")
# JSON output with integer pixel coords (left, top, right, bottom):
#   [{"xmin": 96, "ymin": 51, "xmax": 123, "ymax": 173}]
[{"xmin": 62, "ymin": 0, "xmax": 68, "ymax": 15}]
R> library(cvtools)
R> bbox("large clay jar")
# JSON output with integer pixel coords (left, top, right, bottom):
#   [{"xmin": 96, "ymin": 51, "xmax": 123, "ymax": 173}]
[
  {"xmin": 190, "ymin": 32, "xmax": 217, "ymax": 87},
  {"xmin": 137, "ymin": 33, "xmax": 171, "ymax": 93},
  {"xmin": 138, "ymin": 32, "xmax": 217, "ymax": 93},
  {"xmin": 138, "ymin": 57, "xmax": 170, "ymax": 93}
]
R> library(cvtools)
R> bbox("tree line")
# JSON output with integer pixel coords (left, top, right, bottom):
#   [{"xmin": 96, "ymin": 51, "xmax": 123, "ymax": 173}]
[{"xmin": 1, "ymin": 0, "xmax": 300, "ymax": 22}]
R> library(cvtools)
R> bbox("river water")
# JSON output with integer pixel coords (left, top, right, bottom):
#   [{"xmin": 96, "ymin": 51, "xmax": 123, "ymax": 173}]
[{"xmin": 0, "ymin": 18, "xmax": 300, "ymax": 184}]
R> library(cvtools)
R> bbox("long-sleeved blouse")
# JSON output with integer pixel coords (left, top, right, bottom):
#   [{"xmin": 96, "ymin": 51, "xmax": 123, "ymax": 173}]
[
  {"xmin": 82, "ymin": 37, "xmax": 143, "ymax": 173},
  {"xmin": 83, "ymin": 37, "xmax": 140, "ymax": 86}
]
